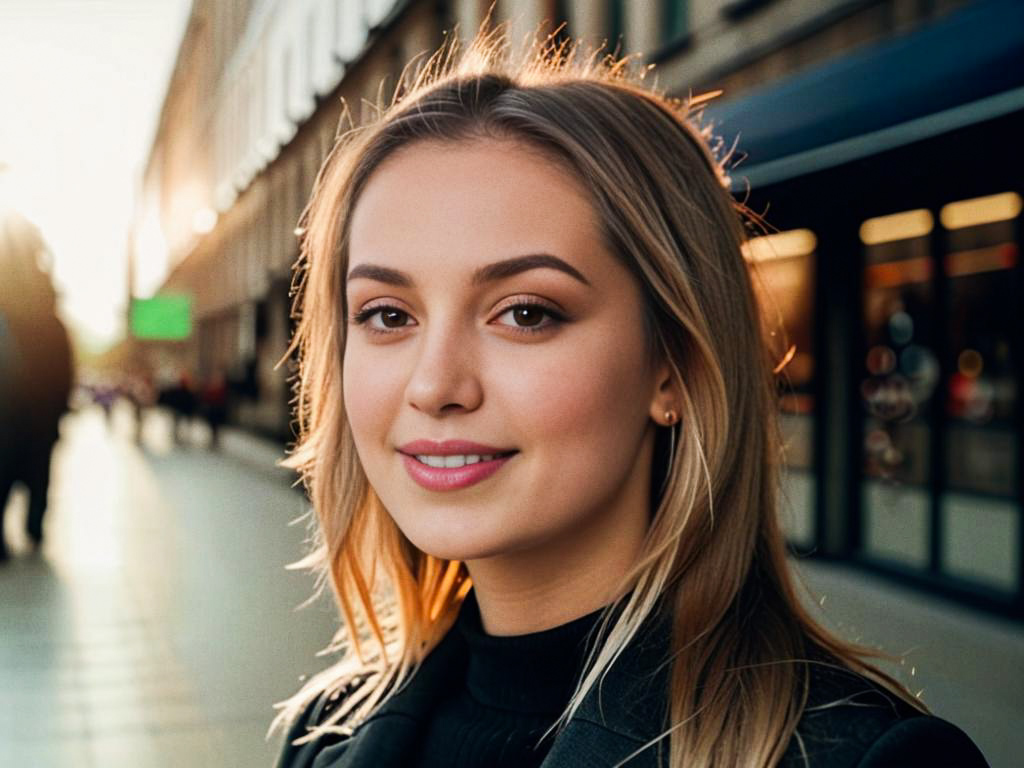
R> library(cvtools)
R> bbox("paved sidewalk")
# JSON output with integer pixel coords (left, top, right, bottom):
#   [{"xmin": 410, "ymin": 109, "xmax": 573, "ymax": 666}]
[
  {"xmin": 0, "ymin": 407, "xmax": 336, "ymax": 768},
  {"xmin": 793, "ymin": 558, "xmax": 1022, "ymax": 768},
  {"xmin": 143, "ymin": 408, "xmax": 296, "ymax": 486}
]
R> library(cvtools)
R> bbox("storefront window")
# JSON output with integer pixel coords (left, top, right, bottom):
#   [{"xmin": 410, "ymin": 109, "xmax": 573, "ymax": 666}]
[
  {"xmin": 860, "ymin": 210, "xmax": 937, "ymax": 568},
  {"xmin": 660, "ymin": 0, "xmax": 688, "ymax": 46},
  {"xmin": 745, "ymin": 229, "xmax": 816, "ymax": 548},
  {"xmin": 607, "ymin": 0, "xmax": 625, "ymax": 52},
  {"xmin": 939, "ymin": 193, "xmax": 1021, "ymax": 592}
]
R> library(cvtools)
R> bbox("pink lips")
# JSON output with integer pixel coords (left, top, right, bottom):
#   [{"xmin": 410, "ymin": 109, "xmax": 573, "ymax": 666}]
[
  {"xmin": 397, "ymin": 439, "xmax": 517, "ymax": 491},
  {"xmin": 400, "ymin": 454, "xmax": 515, "ymax": 491}
]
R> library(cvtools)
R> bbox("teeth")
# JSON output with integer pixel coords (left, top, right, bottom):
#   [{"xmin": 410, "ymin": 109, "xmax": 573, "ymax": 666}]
[{"xmin": 414, "ymin": 454, "xmax": 500, "ymax": 468}]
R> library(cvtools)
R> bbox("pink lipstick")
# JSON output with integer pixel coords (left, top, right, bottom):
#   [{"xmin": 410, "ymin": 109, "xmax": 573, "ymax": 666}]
[{"xmin": 397, "ymin": 439, "xmax": 517, "ymax": 492}]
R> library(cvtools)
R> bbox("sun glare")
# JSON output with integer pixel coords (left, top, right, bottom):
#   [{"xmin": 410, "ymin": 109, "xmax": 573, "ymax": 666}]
[{"xmin": 0, "ymin": 0, "xmax": 191, "ymax": 352}]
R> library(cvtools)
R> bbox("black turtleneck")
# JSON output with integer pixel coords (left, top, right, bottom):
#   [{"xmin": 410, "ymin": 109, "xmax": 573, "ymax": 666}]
[{"xmin": 410, "ymin": 590, "xmax": 605, "ymax": 768}]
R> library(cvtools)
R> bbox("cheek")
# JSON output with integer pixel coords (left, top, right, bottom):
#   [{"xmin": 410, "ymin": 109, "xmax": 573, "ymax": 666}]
[
  {"xmin": 342, "ymin": 342, "xmax": 402, "ymax": 450},
  {"xmin": 503, "ymin": 329, "xmax": 651, "ymax": 465}
]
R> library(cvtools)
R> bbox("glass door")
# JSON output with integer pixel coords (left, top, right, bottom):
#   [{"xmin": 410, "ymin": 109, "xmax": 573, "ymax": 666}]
[
  {"xmin": 938, "ymin": 193, "xmax": 1021, "ymax": 593},
  {"xmin": 859, "ymin": 210, "xmax": 938, "ymax": 569}
]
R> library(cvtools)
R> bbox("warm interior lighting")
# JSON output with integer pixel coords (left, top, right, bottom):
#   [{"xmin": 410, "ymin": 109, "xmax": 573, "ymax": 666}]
[
  {"xmin": 958, "ymin": 349, "xmax": 983, "ymax": 379},
  {"xmin": 864, "ymin": 256, "xmax": 932, "ymax": 288},
  {"xmin": 860, "ymin": 209, "xmax": 934, "ymax": 245},
  {"xmin": 946, "ymin": 244, "xmax": 1018, "ymax": 277},
  {"xmin": 940, "ymin": 192, "xmax": 1022, "ymax": 230},
  {"xmin": 742, "ymin": 228, "xmax": 817, "ymax": 262}
]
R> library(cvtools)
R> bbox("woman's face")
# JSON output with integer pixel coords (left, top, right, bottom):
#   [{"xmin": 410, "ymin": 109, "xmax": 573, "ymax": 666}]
[{"xmin": 344, "ymin": 138, "xmax": 671, "ymax": 565}]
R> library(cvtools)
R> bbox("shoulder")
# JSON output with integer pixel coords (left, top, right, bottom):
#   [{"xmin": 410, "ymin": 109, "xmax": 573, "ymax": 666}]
[
  {"xmin": 854, "ymin": 715, "xmax": 990, "ymax": 768},
  {"xmin": 274, "ymin": 681, "xmax": 360, "ymax": 768},
  {"xmin": 780, "ymin": 663, "xmax": 989, "ymax": 768}
]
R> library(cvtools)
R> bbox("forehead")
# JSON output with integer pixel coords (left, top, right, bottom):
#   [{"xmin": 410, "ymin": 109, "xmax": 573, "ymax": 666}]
[{"xmin": 347, "ymin": 138, "xmax": 607, "ymax": 279}]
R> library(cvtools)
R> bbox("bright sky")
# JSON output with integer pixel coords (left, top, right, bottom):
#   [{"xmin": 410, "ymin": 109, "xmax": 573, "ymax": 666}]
[{"xmin": 0, "ymin": 0, "xmax": 191, "ymax": 354}]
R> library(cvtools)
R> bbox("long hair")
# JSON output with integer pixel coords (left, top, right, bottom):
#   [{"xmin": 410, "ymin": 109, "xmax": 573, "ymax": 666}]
[{"xmin": 270, "ymin": 23, "xmax": 927, "ymax": 768}]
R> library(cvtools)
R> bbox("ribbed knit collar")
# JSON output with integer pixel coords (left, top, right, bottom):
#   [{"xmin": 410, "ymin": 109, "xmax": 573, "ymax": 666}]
[{"xmin": 455, "ymin": 590, "xmax": 606, "ymax": 715}]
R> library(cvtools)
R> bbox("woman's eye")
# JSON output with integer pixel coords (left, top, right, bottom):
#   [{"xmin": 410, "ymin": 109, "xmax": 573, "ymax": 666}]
[
  {"xmin": 494, "ymin": 303, "xmax": 563, "ymax": 332},
  {"xmin": 352, "ymin": 306, "xmax": 413, "ymax": 332},
  {"xmin": 376, "ymin": 308, "xmax": 410, "ymax": 328}
]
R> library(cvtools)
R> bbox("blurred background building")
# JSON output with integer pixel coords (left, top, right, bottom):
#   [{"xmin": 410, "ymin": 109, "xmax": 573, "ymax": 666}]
[
  {"xmin": 129, "ymin": 0, "xmax": 1023, "ymax": 623},
  {"xmin": 1, "ymin": 1, "xmax": 1018, "ymax": 765}
]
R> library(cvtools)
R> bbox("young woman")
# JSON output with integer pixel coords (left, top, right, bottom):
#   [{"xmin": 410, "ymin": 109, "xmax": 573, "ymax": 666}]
[{"xmin": 270, "ymin": 26, "xmax": 990, "ymax": 768}]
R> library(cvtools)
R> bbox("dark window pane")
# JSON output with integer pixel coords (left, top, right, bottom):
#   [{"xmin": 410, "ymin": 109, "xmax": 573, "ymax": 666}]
[
  {"xmin": 660, "ymin": 1, "xmax": 688, "ymax": 45},
  {"xmin": 939, "ymin": 200, "xmax": 1020, "ymax": 591},
  {"xmin": 860, "ymin": 216, "xmax": 937, "ymax": 568},
  {"xmin": 747, "ymin": 231, "xmax": 816, "ymax": 547},
  {"xmin": 607, "ymin": 0, "xmax": 625, "ymax": 52}
]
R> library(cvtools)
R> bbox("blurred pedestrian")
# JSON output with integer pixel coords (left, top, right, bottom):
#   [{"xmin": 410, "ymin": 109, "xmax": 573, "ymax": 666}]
[
  {"xmin": 123, "ymin": 369, "xmax": 156, "ymax": 443},
  {"xmin": 91, "ymin": 374, "xmax": 119, "ymax": 425},
  {"xmin": 0, "ymin": 289, "xmax": 16, "ymax": 554},
  {"xmin": 0, "ymin": 208, "xmax": 73, "ymax": 560},
  {"xmin": 157, "ymin": 369, "xmax": 197, "ymax": 444},
  {"xmin": 200, "ymin": 369, "xmax": 228, "ymax": 449}
]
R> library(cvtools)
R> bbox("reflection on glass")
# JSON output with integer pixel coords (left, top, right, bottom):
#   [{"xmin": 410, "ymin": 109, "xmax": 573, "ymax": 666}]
[
  {"xmin": 941, "ymin": 211, "xmax": 1020, "ymax": 592},
  {"xmin": 859, "ymin": 195, "xmax": 1022, "ymax": 592},
  {"xmin": 746, "ymin": 230, "xmax": 816, "ymax": 548},
  {"xmin": 860, "ymin": 221, "xmax": 936, "ymax": 568}
]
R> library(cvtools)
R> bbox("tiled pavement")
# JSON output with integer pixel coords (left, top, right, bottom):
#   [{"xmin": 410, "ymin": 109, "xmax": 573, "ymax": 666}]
[
  {"xmin": 1, "ymin": 403, "xmax": 1020, "ymax": 766},
  {"xmin": 1, "ymin": 405, "xmax": 336, "ymax": 767}
]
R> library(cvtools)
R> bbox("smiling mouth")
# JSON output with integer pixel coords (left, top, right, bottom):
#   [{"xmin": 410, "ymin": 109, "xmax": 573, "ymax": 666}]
[
  {"xmin": 398, "ymin": 451, "xmax": 518, "ymax": 492},
  {"xmin": 406, "ymin": 451, "xmax": 518, "ymax": 468}
]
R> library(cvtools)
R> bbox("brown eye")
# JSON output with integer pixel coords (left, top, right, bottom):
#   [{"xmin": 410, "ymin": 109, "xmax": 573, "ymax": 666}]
[
  {"xmin": 494, "ymin": 302, "xmax": 564, "ymax": 334},
  {"xmin": 380, "ymin": 309, "xmax": 408, "ymax": 328},
  {"xmin": 511, "ymin": 306, "xmax": 545, "ymax": 327},
  {"xmin": 352, "ymin": 305, "xmax": 415, "ymax": 333}
]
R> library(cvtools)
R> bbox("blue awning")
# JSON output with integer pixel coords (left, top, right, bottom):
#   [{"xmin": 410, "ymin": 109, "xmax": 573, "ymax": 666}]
[{"xmin": 703, "ymin": 0, "xmax": 1024, "ymax": 189}]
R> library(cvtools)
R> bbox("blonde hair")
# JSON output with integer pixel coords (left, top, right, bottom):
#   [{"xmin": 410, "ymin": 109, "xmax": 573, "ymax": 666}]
[{"xmin": 271, "ymin": 22, "xmax": 927, "ymax": 768}]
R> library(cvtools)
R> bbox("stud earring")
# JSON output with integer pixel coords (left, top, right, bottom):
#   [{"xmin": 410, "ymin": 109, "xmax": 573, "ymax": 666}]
[{"xmin": 664, "ymin": 410, "xmax": 678, "ymax": 426}]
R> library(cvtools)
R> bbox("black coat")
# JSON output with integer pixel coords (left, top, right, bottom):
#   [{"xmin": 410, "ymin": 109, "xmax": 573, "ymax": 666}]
[{"xmin": 276, "ymin": 605, "xmax": 990, "ymax": 768}]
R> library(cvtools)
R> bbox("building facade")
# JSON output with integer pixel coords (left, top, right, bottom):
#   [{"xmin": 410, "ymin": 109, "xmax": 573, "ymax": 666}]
[{"xmin": 131, "ymin": 0, "xmax": 1023, "ymax": 618}]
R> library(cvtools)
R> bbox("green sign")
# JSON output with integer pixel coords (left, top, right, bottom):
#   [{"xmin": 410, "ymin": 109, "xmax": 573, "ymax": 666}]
[{"xmin": 130, "ymin": 295, "xmax": 192, "ymax": 341}]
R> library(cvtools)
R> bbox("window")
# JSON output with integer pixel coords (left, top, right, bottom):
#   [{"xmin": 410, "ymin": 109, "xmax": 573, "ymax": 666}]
[
  {"xmin": 938, "ymin": 193, "xmax": 1021, "ymax": 592},
  {"xmin": 660, "ymin": 1, "xmax": 688, "ymax": 47},
  {"xmin": 549, "ymin": 0, "xmax": 570, "ymax": 42},
  {"xmin": 745, "ymin": 229, "xmax": 818, "ymax": 549},
  {"xmin": 607, "ymin": 0, "xmax": 625, "ymax": 53},
  {"xmin": 858, "ymin": 193, "xmax": 1023, "ymax": 594},
  {"xmin": 860, "ymin": 209, "xmax": 937, "ymax": 569}
]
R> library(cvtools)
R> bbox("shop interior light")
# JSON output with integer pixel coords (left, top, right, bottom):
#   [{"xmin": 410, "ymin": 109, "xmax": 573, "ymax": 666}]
[
  {"xmin": 860, "ymin": 209, "xmax": 934, "ymax": 245},
  {"xmin": 940, "ymin": 192, "xmax": 1022, "ymax": 230},
  {"xmin": 742, "ymin": 228, "xmax": 817, "ymax": 262}
]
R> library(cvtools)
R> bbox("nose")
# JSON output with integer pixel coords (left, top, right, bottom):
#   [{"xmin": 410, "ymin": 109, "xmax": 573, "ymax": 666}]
[{"xmin": 404, "ymin": 318, "xmax": 483, "ymax": 417}]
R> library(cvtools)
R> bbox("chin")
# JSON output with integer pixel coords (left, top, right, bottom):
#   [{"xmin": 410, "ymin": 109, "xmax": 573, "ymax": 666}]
[
  {"xmin": 388, "ymin": 506, "xmax": 522, "ymax": 563},
  {"xmin": 400, "ymin": 525, "xmax": 509, "ymax": 562}
]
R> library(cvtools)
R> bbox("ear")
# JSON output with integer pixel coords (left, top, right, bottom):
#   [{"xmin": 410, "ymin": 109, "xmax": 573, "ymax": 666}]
[{"xmin": 647, "ymin": 358, "xmax": 681, "ymax": 427}]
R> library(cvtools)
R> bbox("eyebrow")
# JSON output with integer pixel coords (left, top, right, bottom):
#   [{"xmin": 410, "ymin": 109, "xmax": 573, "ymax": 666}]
[{"xmin": 346, "ymin": 253, "xmax": 591, "ymax": 288}]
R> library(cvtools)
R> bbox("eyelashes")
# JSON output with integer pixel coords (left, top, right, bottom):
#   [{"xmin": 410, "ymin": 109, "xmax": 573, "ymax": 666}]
[{"xmin": 349, "ymin": 298, "xmax": 566, "ymax": 337}]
